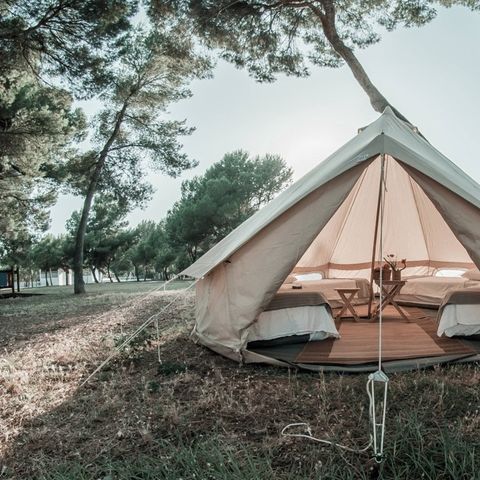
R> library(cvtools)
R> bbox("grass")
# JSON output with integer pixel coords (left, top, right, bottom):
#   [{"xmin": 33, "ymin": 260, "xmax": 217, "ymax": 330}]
[{"xmin": 0, "ymin": 282, "xmax": 479, "ymax": 479}]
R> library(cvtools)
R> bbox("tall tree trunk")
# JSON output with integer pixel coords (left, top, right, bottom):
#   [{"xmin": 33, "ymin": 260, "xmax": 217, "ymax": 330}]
[
  {"xmin": 310, "ymin": 0, "xmax": 410, "ymax": 123},
  {"xmin": 107, "ymin": 264, "xmax": 113, "ymax": 282},
  {"xmin": 134, "ymin": 265, "xmax": 140, "ymax": 282},
  {"xmin": 44, "ymin": 270, "xmax": 49, "ymax": 286},
  {"xmin": 49, "ymin": 268, "xmax": 53, "ymax": 285},
  {"xmin": 114, "ymin": 271, "xmax": 121, "ymax": 282},
  {"xmin": 91, "ymin": 267, "xmax": 99, "ymax": 284},
  {"xmin": 72, "ymin": 102, "xmax": 129, "ymax": 294},
  {"xmin": 144, "ymin": 267, "xmax": 147, "ymax": 281},
  {"xmin": 65, "ymin": 268, "xmax": 70, "ymax": 286}
]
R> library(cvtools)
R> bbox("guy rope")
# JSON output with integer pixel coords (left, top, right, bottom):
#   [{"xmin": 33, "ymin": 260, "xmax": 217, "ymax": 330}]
[
  {"xmin": 283, "ymin": 154, "xmax": 390, "ymax": 463},
  {"xmin": 79, "ymin": 276, "xmax": 199, "ymax": 388}
]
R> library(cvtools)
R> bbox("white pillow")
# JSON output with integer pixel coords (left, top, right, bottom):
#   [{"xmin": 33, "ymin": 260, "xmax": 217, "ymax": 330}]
[
  {"xmin": 294, "ymin": 272, "xmax": 323, "ymax": 282},
  {"xmin": 462, "ymin": 269, "xmax": 480, "ymax": 281}
]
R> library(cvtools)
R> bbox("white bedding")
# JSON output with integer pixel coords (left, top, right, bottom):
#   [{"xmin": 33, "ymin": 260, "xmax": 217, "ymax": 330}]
[
  {"xmin": 438, "ymin": 304, "xmax": 480, "ymax": 337},
  {"xmin": 397, "ymin": 277, "xmax": 480, "ymax": 306},
  {"xmin": 247, "ymin": 305, "xmax": 339, "ymax": 343}
]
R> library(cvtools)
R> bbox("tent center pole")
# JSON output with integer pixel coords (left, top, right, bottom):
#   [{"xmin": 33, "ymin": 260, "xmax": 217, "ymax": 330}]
[{"xmin": 367, "ymin": 154, "xmax": 386, "ymax": 318}]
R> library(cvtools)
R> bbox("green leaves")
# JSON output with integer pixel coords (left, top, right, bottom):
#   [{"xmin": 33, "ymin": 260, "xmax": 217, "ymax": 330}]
[
  {"xmin": 0, "ymin": 70, "xmax": 86, "ymax": 253},
  {"xmin": 0, "ymin": 0, "xmax": 138, "ymax": 92},
  {"xmin": 66, "ymin": 196, "xmax": 132, "ymax": 276},
  {"xmin": 32, "ymin": 234, "xmax": 64, "ymax": 272},
  {"xmin": 151, "ymin": 0, "xmax": 475, "ymax": 83},
  {"xmin": 165, "ymin": 150, "xmax": 293, "ymax": 263}
]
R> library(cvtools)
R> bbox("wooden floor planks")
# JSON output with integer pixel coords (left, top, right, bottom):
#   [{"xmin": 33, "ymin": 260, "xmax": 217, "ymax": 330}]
[{"xmin": 295, "ymin": 307, "xmax": 476, "ymax": 365}]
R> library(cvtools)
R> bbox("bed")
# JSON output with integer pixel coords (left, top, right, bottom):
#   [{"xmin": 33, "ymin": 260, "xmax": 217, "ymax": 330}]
[
  {"xmin": 281, "ymin": 274, "xmax": 370, "ymax": 308},
  {"xmin": 247, "ymin": 290, "xmax": 339, "ymax": 347},
  {"xmin": 395, "ymin": 276, "xmax": 480, "ymax": 307},
  {"xmin": 437, "ymin": 288, "xmax": 480, "ymax": 337}
]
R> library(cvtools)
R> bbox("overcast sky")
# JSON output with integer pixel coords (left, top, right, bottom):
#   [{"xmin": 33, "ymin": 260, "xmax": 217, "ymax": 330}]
[{"xmin": 48, "ymin": 6, "xmax": 480, "ymax": 234}]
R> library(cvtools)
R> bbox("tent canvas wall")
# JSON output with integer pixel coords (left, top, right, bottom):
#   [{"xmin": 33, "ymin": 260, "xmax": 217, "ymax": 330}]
[{"xmin": 180, "ymin": 107, "xmax": 480, "ymax": 366}]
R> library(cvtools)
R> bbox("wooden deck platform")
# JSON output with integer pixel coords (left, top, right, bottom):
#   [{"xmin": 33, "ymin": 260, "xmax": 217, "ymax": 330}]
[{"xmin": 249, "ymin": 306, "xmax": 479, "ymax": 371}]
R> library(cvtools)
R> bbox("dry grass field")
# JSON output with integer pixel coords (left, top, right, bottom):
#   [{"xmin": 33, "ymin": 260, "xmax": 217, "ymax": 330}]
[{"xmin": 0, "ymin": 282, "xmax": 479, "ymax": 479}]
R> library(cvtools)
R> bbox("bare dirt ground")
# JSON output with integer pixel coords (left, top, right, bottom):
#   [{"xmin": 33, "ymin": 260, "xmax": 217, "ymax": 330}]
[{"xmin": 0, "ymin": 282, "xmax": 479, "ymax": 479}]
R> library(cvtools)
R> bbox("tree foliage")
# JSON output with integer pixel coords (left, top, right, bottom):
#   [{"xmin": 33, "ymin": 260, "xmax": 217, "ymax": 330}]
[
  {"xmin": 0, "ymin": 69, "xmax": 86, "ymax": 260},
  {"xmin": 0, "ymin": 0, "xmax": 138, "ymax": 91},
  {"xmin": 165, "ymin": 150, "xmax": 292, "ymax": 262},
  {"xmin": 31, "ymin": 234, "xmax": 63, "ymax": 285},
  {"xmin": 128, "ymin": 221, "xmax": 157, "ymax": 280},
  {"xmin": 14, "ymin": 149, "xmax": 291, "ymax": 284},
  {"xmin": 0, "ymin": 0, "xmax": 138, "ymax": 270},
  {"xmin": 150, "ymin": 0, "xmax": 480, "ymax": 114},
  {"xmin": 61, "ymin": 29, "xmax": 209, "ymax": 207},
  {"xmin": 66, "ymin": 196, "xmax": 132, "ymax": 281}
]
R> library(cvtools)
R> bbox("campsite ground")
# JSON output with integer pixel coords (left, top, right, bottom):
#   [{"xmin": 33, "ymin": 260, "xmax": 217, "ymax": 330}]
[{"xmin": 0, "ymin": 282, "xmax": 479, "ymax": 479}]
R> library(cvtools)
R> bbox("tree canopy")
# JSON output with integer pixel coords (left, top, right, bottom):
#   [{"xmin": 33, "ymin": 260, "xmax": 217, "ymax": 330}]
[
  {"xmin": 10, "ymin": 149, "xmax": 291, "ymax": 285},
  {"xmin": 0, "ymin": 0, "xmax": 138, "ymax": 91},
  {"xmin": 0, "ymin": 68, "xmax": 86, "ymax": 260},
  {"xmin": 166, "ymin": 150, "xmax": 293, "ymax": 262},
  {"xmin": 65, "ymin": 27, "xmax": 210, "ymax": 293},
  {"xmin": 150, "ymin": 0, "xmax": 480, "ymax": 115},
  {"xmin": 66, "ymin": 196, "xmax": 133, "ymax": 282}
]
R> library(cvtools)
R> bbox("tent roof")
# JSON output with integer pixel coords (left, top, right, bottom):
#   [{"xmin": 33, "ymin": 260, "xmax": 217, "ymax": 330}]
[{"xmin": 181, "ymin": 107, "xmax": 480, "ymax": 279}]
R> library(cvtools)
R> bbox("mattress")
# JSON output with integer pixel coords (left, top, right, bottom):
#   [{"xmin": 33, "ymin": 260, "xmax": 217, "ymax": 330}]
[
  {"xmin": 396, "ymin": 277, "xmax": 480, "ymax": 307},
  {"xmin": 247, "ymin": 305, "xmax": 339, "ymax": 343},
  {"xmin": 437, "ymin": 288, "xmax": 480, "ymax": 337},
  {"xmin": 282, "ymin": 278, "xmax": 370, "ymax": 308}
]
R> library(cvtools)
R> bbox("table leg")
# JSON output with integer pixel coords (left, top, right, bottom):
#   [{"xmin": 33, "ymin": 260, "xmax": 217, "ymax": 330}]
[
  {"xmin": 372, "ymin": 289, "xmax": 393, "ymax": 320},
  {"xmin": 373, "ymin": 285, "xmax": 411, "ymax": 322},
  {"xmin": 338, "ymin": 292, "xmax": 360, "ymax": 322},
  {"xmin": 389, "ymin": 298, "xmax": 411, "ymax": 322},
  {"xmin": 334, "ymin": 300, "xmax": 349, "ymax": 321}
]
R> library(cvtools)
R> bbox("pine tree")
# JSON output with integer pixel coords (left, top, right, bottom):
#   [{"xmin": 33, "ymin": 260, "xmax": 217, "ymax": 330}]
[{"xmin": 62, "ymin": 28, "xmax": 209, "ymax": 293}]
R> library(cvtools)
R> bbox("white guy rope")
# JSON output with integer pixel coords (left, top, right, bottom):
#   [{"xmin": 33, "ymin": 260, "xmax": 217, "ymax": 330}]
[
  {"xmin": 281, "ymin": 423, "xmax": 372, "ymax": 454},
  {"xmin": 79, "ymin": 279, "xmax": 199, "ymax": 388},
  {"xmin": 92, "ymin": 274, "xmax": 182, "ymax": 326},
  {"xmin": 155, "ymin": 317, "xmax": 162, "ymax": 364},
  {"xmin": 97, "ymin": 275, "xmax": 183, "ymax": 338},
  {"xmin": 282, "ymin": 155, "xmax": 390, "ymax": 462},
  {"xmin": 281, "ymin": 380, "xmax": 374, "ymax": 454},
  {"xmin": 378, "ymin": 155, "xmax": 386, "ymax": 370},
  {"xmin": 369, "ymin": 153, "xmax": 389, "ymax": 462}
]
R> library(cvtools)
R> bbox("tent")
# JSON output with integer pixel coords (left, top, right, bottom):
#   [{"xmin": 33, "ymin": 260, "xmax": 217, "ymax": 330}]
[{"xmin": 180, "ymin": 107, "xmax": 480, "ymax": 370}]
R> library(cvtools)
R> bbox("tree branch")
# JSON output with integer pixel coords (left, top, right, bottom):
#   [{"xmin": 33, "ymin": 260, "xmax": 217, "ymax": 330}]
[
  {"xmin": 107, "ymin": 143, "xmax": 146, "ymax": 152},
  {"xmin": 306, "ymin": 0, "xmax": 389, "ymax": 113}
]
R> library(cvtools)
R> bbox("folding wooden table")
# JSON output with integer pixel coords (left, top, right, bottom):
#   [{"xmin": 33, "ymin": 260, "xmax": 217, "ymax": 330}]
[
  {"xmin": 372, "ymin": 280, "xmax": 411, "ymax": 322},
  {"xmin": 334, "ymin": 287, "xmax": 360, "ymax": 322}
]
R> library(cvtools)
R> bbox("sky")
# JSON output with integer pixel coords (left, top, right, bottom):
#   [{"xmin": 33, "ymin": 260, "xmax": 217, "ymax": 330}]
[{"xmin": 48, "ymin": 6, "xmax": 480, "ymax": 234}]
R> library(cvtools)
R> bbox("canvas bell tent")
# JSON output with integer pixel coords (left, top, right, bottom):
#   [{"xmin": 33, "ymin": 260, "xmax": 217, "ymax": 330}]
[{"xmin": 179, "ymin": 107, "xmax": 480, "ymax": 372}]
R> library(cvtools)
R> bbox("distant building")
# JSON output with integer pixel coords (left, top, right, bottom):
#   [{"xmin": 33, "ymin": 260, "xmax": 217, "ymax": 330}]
[{"xmin": 25, "ymin": 269, "xmax": 103, "ymax": 288}]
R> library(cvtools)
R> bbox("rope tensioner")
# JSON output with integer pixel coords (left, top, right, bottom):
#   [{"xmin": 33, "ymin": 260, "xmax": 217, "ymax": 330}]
[
  {"xmin": 367, "ymin": 369, "xmax": 389, "ymax": 463},
  {"xmin": 282, "ymin": 155, "xmax": 390, "ymax": 463}
]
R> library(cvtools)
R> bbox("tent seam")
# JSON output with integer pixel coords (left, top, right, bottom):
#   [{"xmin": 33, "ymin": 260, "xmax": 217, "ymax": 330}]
[
  {"xmin": 326, "ymin": 165, "xmax": 371, "ymax": 275},
  {"xmin": 406, "ymin": 171, "xmax": 432, "ymax": 265}
]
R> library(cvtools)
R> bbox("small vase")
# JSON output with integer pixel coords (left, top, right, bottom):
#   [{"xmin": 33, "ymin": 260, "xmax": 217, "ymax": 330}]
[
  {"xmin": 392, "ymin": 270, "xmax": 401, "ymax": 281},
  {"xmin": 382, "ymin": 268, "xmax": 391, "ymax": 281}
]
